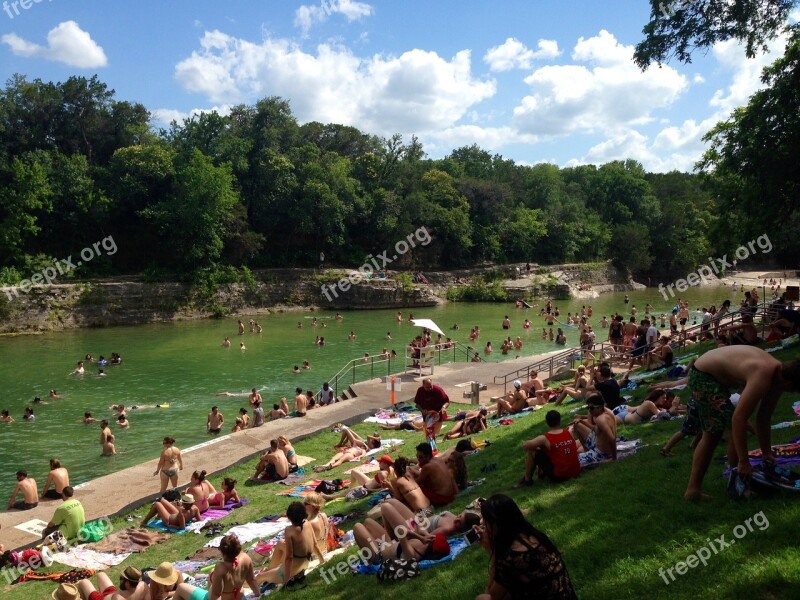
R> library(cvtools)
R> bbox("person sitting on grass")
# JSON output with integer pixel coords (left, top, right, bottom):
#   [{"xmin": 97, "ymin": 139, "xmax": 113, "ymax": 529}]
[
  {"xmin": 256, "ymin": 502, "xmax": 316, "ymax": 587},
  {"xmin": 387, "ymin": 457, "xmax": 432, "ymax": 513},
  {"xmin": 209, "ymin": 478, "xmax": 240, "ymax": 509},
  {"xmin": 252, "ymin": 440, "xmax": 290, "ymax": 481},
  {"xmin": 141, "ymin": 494, "xmax": 200, "ymax": 530},
  {"xmin": 646, "ymin": 336, "xmax": 674, "ymax": 370},
  {"xmin": 443, "ymin": 450, "xmax": 469, "ymax": 491},
  {"xmin": 474, "ymin": 494, "xmax": 577, "ymax": 600},
  {"xmin": 554, "ymin": 365, "xmax": 590, "ymax": 406},
  {"xmin": 410, "ymin": 442, "xmax": 458, "ymax": 507},
  {"xmin": 495, "ymin": 380, "xmax": 528, "ymax": 417},
  {"xmin": 334, "ymin": 427, "xmax": 381, "ymax": 451},
  {"xmin": 522, "ymin": 371, "xmax": 551, "ymax": 405},
  {"xmin": 313, "ymin": 445, "xmax": 366, "ymax": 472},
  {"xmin": 267, "ymin": 495, "xmax": 327, "ymax": 572},
  {"xmin": 352, "ymin": 501, "xmax": 451, "ymax": 564},
  {"xmin": 444, "ymin": 407, "xmax": 488, "ymax": 440},
  {"xmin": 570, "ymin": 395, "xmax": 617, "ymax": 468},
  {"xmin": 515, "ymin": 410, "xmax": 580, "ymax": 488},
  {"xmin": 721, "ymin": 313, "xmax": 759, "ymax": 345},
  {"xmin": 176, "ymin": 534, "xmax": 259, "ymax": 600},
  {"xmin": 587, "ymin": 363, "xmax": 622, "ymax": 410},
  {"xmin": 277, "ymin": 436, "xmax": 299, "ymax": 472}
]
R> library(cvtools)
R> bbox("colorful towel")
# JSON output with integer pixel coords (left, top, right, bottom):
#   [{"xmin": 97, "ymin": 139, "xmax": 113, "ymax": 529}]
[
  {"xmin": 276, "ymin": 479, "xmax": 351, "ymax": 498},
  {"xmin": 86, "ymin": 527, "xmax": 170, "ymax": 555},
  {"xmin": 51, "ymin": 547, "xmax": 131, "ymax": 570},
  {"xmin": 363, "ymin": 439, "xmax": 404, "ymax": 458},
  {"xmin": 354, "ymin": 536, "xmax": 469, "ymax": 574},
  {"xmin": 277, "ymin": 474, "xmax": 309, "ymax": 486}
]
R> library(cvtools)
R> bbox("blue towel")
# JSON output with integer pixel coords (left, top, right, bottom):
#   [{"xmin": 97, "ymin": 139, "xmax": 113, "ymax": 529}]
[
  {"xmin": 146, "ymin": 518, "xmax": 190, "ymax": 534},
  {"xmin": 353, "ymin": 536, "xmax": 471, "ymax": 574}
]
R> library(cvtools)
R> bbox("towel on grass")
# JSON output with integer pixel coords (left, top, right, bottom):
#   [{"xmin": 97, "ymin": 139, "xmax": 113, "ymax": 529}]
[
  {"xmin": 146, "ymin": 519, "xmax": 191, "ymax": 534},
  {"xmin": 205, "ymin": 519, "xmax": 290, "ymax": 548},
  {"xmin": 295, "ymin": 455, "xmax": 316, "ymax": 467},
  {"xmin": 363, "ymin": 439, "xmax": 404, "ymax": 458},
  {"xmin": 276, "ymin": 479, "xmax": 351, "ymax": 498},
  {"xmin": 343, "ymin": 461, "xmax": 380, "ymax": 476},
  {"xmin": 277, "ymin": 474, "xmax": 309, "ymax": 486},
  {"xmin": 354, "ymin": 536, "xmax": 470, "ymax": 574},
  {"xmin": 616, "ymin": 438, "xmax": 644, "ymax": 459},
  {"xmin": 51, "ymin": 547, "xmax": 131, "ymax": 570},
  {"xmin": 86, "ymin": 527, "xmax": 170, "ymax": 555}
]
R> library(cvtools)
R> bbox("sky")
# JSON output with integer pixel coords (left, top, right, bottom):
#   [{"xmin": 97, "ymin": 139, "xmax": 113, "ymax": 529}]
[{"xmin": 0, "ymin": 0, "xmax": 796, "ymax": 173}]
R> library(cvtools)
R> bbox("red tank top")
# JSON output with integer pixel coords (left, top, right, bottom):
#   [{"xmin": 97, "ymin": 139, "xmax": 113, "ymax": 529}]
[{"xmin": 544, "ymin": 429, "xmax": 580, "ymax": 480}]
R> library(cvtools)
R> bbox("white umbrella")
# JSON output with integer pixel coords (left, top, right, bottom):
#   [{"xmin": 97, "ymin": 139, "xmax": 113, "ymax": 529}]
[{"xmin": 410, "ymin": 318, "xmax": 445, "ymax": 336}]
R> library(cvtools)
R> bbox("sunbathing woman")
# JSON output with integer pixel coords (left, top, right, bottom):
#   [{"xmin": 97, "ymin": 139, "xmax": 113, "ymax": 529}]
[
  {"xmin": 444, "ymin": 408, "xmax": 487, "ymax": 440},
  {"xmin": 611, "ymin": 394, "xmax": 664, "ymax": 425},
  {"xmin": 334, "ymin": 427, "xmax": 381, "ymax": 451},
  {"xmin": 186, "ymin": 470, "xmax": 217, "ymax": 514},
  {"xmin": 176, "ymin": 534, "xmax": 259, "ymax": 600},
  {"xmin": 387, "ymin": 457, "xmax": 432, "ymax": 513},
  {"xmin": 141, "ymin": 494, "xmax": 201, "ymax": 530},
  {"xmin": 380, "ymin": 498, "xmax": 480, "ymax": 538},
  {"xmin": 257, "ymin": 501, "xmax": 317, "ymax": 586},
  {"xmin": 268, "ymin": 493, "xmax": 328, "ymax": 571},
  {"xmin": 154, "ymin": 437, "xmax": 182, "ymax": 494},
  {"xmin": 313, "ymin": 445, "xmax": 366, "ymax": 472},
  {"xmin": 353, "ymin": 500, "xmax": 450, "ymax": 564},
  {"xmin": 209, "ymin": 478, "xmax": 240, "ymax": 509},
  {"xmin": 380, "ymin": 415, "xmax": 425, "ymax": 431}
]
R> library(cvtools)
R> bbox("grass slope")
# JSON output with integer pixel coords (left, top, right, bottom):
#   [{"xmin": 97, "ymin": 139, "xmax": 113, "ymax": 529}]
[{"xmin": 5, "ymin": 343, "xmax": 800, "ymax": 600}]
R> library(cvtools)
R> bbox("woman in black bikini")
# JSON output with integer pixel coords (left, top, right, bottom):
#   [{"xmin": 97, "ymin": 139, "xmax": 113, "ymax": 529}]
[
  {"xmin": 476, "ymin": 494, "xmax": 576, "ymax": 600},
  {"xmin": 257, "ymin": 502, "xmax": 317, "ymax": 586}
]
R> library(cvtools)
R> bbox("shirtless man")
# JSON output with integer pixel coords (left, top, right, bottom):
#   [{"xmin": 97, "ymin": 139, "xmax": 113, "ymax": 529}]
[
  {"xmin": 411, "ymin": 443, "xmax": 458, "ymax": 507},
  {"xmin": 684, "ymin": 346, "xmax": 800, "ymax": 501},
  {"xmin": 100, "ymin": 419, "xmax": 111, "ymax": 450},
  {"xmin": 252, "ymin": 440, "xmax": 290, "ymax": 482},
  {"xmin": 207, "ymin": 406, "xmax": 224, "ymax": 433},
  {"xmin": 554, "ymin": 365, "xmax": 590, "ymax": 406},
  {"xmin": 389, "ymin": 457, "xmax": 432, "ymax": 513},
  {"xmin": 40, "ymin": 458, "xmax": 70, "ymax": 500},
  {"xmin": 496, "ymin": 380, "xmax": 528, "ymax": 416},
  {"xmin": 521, "ymin": 371, "xmax": 549, "ymax": 406},
  {"xmin": 294, "ymin": 387, "xmax": 307, "ymax": 416},
  {"xmin": 7, "ymin": 470, "xmax": 38, "ymax": 510},
  {"xmin": 249, "ymin": 388, "xmax": 262, "ymax": 407},
  {"xmin": 103, "ymin": 433, "xmax": 117, "ymax": 456},
  {"xmin": 267, "ymin": 403, "xmax": 285, "ymax": 421},
  {"xmin": 238, "ymin": 320, "xmax": 245, "ymax": 335},
  {"xmin": 571, "ymin": 395, "xmax": 617, "ymax": 468}
]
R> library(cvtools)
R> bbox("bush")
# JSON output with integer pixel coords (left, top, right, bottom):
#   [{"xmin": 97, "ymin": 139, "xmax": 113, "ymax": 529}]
[{"xmin": 446, "ymin": 281, "xmax": 508, "ymax": 302}]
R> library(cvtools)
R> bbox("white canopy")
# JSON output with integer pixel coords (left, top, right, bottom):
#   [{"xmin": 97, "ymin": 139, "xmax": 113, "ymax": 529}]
[{"xmin": 410, "ymin": 318, "xmax": 445, "ymax": 336}]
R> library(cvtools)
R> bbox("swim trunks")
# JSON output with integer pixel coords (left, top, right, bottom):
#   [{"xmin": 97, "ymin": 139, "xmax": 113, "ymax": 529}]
[
  {"xmin": 681, "ymin": 399, "xmax": 701, "ymax": 436},
  {"xmin": 43, "ymin": 489, "xmax": 63, "ymax": 500},
  {"xmin": 208, "ymin": 428, "xmax": 221, "ymax": 434},
  {"xmin": 12, "ymin": 500, "xmax": 38, "ymax": 510},
  {"xmin": 420, "ymin": 484, "xmax": 454, "ymax": 507},
  {"xmin": 189, "ymin": 588, "xmax": 209, "ymax": 600},
  {"xmin": 578, "ymin": 431, "xmax": 612, "ymax": 468},
  {"xmin": 688, "ymin": 365, "xmax": 733, "ymax": 435},
  {"xmin": 88, "ymin": 585, "xmax": 118, "ymax": 600}
]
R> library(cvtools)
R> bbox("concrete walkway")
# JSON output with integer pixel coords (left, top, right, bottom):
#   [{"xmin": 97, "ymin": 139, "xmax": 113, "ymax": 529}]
[{"xmin": 0, "ymin": 351, "xmax": 558, "ymax": 551}]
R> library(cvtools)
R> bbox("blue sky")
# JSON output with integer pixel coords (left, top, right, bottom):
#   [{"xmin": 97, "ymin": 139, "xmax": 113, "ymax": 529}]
[{"xmin": 0, "ymin": 0, "xmax": 795, "ymax": 172}]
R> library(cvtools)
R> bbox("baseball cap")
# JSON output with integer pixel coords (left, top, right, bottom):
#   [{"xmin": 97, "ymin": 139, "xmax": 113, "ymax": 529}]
[{"xmin": 513, "ymin": 380, "xmax": 522, "ymax": 389}]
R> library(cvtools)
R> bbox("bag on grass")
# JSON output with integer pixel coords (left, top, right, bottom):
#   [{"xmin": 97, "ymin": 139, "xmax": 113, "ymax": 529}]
[
  {"xmin": 79, "ymin": 519, "xmax": 110, "ymax": 542},
  {"xmin": 315, "ymin": 479, "xmax": 344, "ymax": 494},
  {"xmin": 377, "ymin": 558, "xmax": 420, "ymax": 582}
]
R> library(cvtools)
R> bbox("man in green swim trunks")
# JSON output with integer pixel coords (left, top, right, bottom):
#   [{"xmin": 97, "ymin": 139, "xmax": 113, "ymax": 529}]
[{"xmin": 685, "ymin": 346, "xmax": 800, "ymax": 501}]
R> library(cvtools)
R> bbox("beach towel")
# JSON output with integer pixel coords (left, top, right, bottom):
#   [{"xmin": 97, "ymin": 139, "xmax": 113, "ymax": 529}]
[
  {"xmin": 616, "ymin": 438, "xmax": 644, "ymax": 459},
  {"xmin": 15, "ymin": 568, "xmax": 95, "ymax": 584},
  {"xmin": 205, "ymin": 519, "xmax": 289, "ymax": 548},
  {"xmin": 343, "ymin": 461, "xmax": 380, "ymax": 476},
  {"xmin": 86, "ymin": 527, "xmax": 170, "ymax": 555},
  {"xmin": 363, "ymin": 439, "xmax": 404, "ymax": 458},
  {"xmin": 51, "ymin": 547, "xmax": 131, "ymax": 570},
  {"xmin": 295, "ymin": 455, "xmax": 316, "ymax": 467},
  {"xmin": 145, "ymin": 519, "xmax": 191, "ymax": 534},
  {"xmin": 276, "ymin": 479, "xmax": 351, "ymax": 498},
  {"xmin": 354, "ymin": 536, "xmax": 469, "ymax": 574}
]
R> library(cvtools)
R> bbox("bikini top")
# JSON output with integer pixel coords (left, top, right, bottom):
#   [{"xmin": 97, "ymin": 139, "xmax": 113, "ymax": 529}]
[{"xmin": 210, "ymin": 557, "xmax": 242, "ymax": 600}]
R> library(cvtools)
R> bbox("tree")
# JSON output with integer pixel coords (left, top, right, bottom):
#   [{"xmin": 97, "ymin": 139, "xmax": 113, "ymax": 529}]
[{"xmin": 634, "ymin": 0, "xmax": 797, "ymax": 68}]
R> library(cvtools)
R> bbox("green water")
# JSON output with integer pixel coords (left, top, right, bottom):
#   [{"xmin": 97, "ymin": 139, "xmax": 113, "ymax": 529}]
[{"xmin": 0, "ymin": 285, "xmax": 747, "ymax": 495}]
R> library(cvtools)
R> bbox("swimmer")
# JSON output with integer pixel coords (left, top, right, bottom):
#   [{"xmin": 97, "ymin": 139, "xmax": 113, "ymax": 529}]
[
  {"xmin": 303, "ymin": 360, "xmax": 310, "ymax": 369},
  {"xmin": 256, "ymin": 322, "xmax": 263, "ymax": 333},
  {"xmin": 349, "ymin": 331, "xmax": 356, "ymax": 341},
  {"xmin": 238, "ymin": 320, "xmax": 245, "ymax": 335},
  {"xmin": 318, "ymin": 337, "xmax": 325, "ymax": 346},
  {"xmin": 1, "ymin": 410, "xmax": 13, "ymax": 423},
  {"xmin": 231, "ymin": 417, "xmax": 244, "ymax": 432},
  {"xmin": 240, "ymin": 342, "xmax": 246, "ymax": 351},
  {"xmin": 23, "ymin": 407, "xmax": 35, "ymax": 421},
  {"xmin": 207, "ymin": 406, "xmax": 224, "ymax": 433},
  {"xmin": 117, "ymin": 415, "xmax": 130, "ymax": 428},
  {"xmin": 386, "ymin": 331, "xmax": 392, "ymax": 340},
  {"xmin": 103, "ymin": 433, "xmax": 117, "ymax": 456},
  {"xmin": 32, "ymin": 396, "xmax": 45, "ymax": 405},
  {"xmin": 292, "ymin": 365, "xmax": 301, "ymax": 374},
  {"xmin": 335, "ymin": 312, "xmax": 343, "ymax": 320},
  {"xmin": 71, "ymin": 361, "xmax": 85, "ymax": 376},
  {"xmin": 297, "ymin": 321, "xmax": 303, "ymax": 328},
  {"xmin": 111, "ymin": 404, "xmax": 127, "ymax": 417},
  {"xmin": 49, "ymin": 389, "xmax": 62, "ymax": 399},
  {"xmin": 82, "ymin": 412, "xmax": 96, "ymax": 424},
  {"xmin": 97, "ymin": 369, "xmax": 106, "ymax": 377},
  {"xmin": 222, "ymin": 336, "xmax": 231, "ymax": 348},
  {"xmin": 249, "ymin": 388, "xmax": 262, "ymax": 406}
]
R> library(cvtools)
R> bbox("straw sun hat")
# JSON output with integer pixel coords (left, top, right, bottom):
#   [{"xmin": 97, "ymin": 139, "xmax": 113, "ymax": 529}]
[
  {"xmin": 148, "ymin": 562, "xmax": 180, "ymax": 586},
  {"xmin": 51, "ymin": 583, "xmax": 79, "ymax": 600}
]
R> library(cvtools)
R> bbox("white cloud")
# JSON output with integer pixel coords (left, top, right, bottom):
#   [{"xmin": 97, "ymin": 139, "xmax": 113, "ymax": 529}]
[
  {"xmin": 1, "ymin": 21, "xmax": 107, "ymax": 68},
  {"xmin": 150, "ymin": 105, "xmax": 233, "ymax": 126},
  {"xmin": 693, "ymin": 73, "xmax": 705, "ymax": 84},
  {"xmin": 512, "ymin": 30, "xmax": 687, "ymax": 137},
  {"xmin": 174, "ymin": 31, "xmax": 495, "ymax": 135},
  {"xmin": 483, "ymin": 37, "xmax": 560, "ymax": 71},
  {"xmin": 295, "ymin": 0, "xmax": 373, "ymax": 34}
]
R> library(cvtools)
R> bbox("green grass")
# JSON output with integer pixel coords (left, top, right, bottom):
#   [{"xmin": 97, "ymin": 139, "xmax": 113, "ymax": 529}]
[{"xmin": 6, "ymin": 345, "xmax": 800, "ymax": 599}]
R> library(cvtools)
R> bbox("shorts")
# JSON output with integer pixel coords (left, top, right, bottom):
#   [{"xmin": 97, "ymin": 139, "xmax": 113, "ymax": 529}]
[
  {"xmin": 12, "ymin": 500, "xmax": 38, "ymax": 510},
  {"xmin": 578, "ymin": 431, "xmax": 612, "ymax": 468},
  {"xmin": 679, "ymin": 318, "xmax": 687, "ymax": 325},
  {"xmin": 208, "ymin": 428, "xmax": 221, "ymax": 434},
  {"xmin": 189, "ymin": 588, "xmax": 209, "ymax": 600},
  {"xmin": 43, "ymin": 489, "xmax": 63, "ymax": 500},
  {"xmin": 612, "ymin": 405, "xmax": 628, "ymax": 419},
  {"xmin": 689, "ymin": 366, "xmax": 733, "ymax": 435},
  {"xmin": 88, "ymin": 586, "xmax": 118, "ymax": 600},
  {"xmin": 681, "ymin": 400, "xmax": 701, "ymax": 436}
]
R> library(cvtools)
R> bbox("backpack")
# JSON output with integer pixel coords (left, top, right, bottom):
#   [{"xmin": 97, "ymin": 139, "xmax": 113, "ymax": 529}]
[
  {"xmin": 314, "ymin": 479, "xmax": 343, "ymax": 494},
  {"xmin": 376, "ymin": 558, "xmax": 420, "ymax": 582}
]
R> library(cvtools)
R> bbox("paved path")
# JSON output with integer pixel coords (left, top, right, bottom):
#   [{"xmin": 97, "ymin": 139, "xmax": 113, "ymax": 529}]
[{"xmin": 0, "ymin": 351, "xmax": 561, "ymax": 550}]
